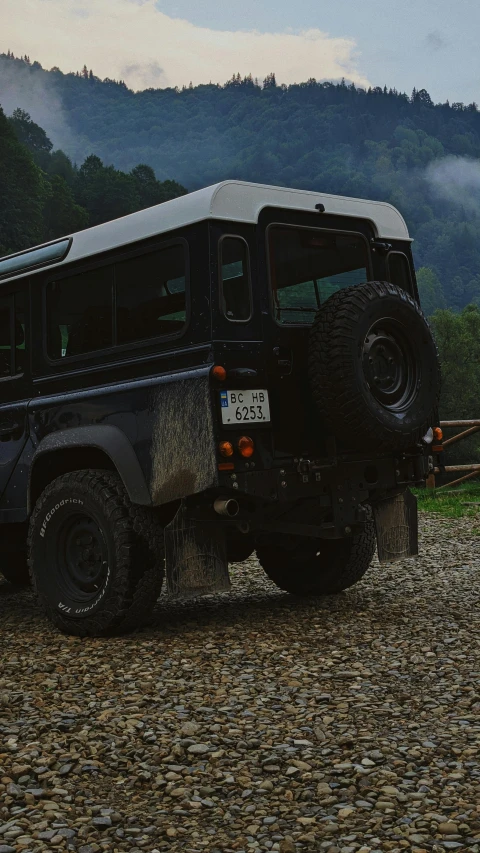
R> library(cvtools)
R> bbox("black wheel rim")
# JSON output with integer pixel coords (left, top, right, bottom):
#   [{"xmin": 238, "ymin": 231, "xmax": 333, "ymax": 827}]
[
  {"xmin": 56, "ymin": 512, "xmax": 109, "ymax": 604},
  {"xmin": 362, "ymin": 320, "xmax": 418, "ymax": 412}
]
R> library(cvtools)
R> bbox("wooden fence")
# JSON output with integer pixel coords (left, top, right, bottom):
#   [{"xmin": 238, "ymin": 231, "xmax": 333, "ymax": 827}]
[{"xmin": 427, "ymin": 420, "xmax": 480, "ymax": 490}]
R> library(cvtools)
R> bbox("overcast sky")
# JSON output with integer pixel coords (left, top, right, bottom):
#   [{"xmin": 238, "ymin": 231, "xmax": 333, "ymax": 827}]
[{"xmin": 3, "ymin": 0, "xmax": 479, "ymax": 103}]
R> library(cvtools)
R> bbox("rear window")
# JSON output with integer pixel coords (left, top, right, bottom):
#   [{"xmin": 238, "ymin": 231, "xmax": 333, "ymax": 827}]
[{"xmin": 269, "ymin": 226, "xmax": 369, "ymax": 324}]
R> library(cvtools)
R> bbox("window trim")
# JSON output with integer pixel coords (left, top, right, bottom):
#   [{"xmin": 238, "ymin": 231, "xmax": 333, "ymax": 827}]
[
  {"xmin": 266, "ymin": 222, "xmax": 372, "ymax": 328},
  {"xmin": 218, "ymin": 234, "xmax": 253, "ymax": 324},
  {"xmin": 386, "ymin": 251, "xmax": 413, "ymax": 294},
  {"xmin": 43, "ymin": 236, "xmax": 190, "ymax": 365}
]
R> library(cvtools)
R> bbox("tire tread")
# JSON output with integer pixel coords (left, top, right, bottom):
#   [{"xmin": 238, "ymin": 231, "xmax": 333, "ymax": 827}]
[
  {"xmin": 308, "ymin": 280, "xmax": 440, "ymax": 449},
  {"xmin": 28, "ymin": 470, "xmax": 164, "ymax": 636}
]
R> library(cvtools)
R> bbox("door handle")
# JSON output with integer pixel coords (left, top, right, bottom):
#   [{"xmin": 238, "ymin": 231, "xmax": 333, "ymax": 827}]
[{"xmin": 0, "ymin": 423, "xmax": 20, "ymax": 438}]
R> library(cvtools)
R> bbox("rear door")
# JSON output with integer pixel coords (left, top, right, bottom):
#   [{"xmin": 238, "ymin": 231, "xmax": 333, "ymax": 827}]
[
  {"xmin": 0, "ymin": 287, "xmax": 30, "ymax": 506},
  {"xmin": 258, "ymin": 208, "xmax": 375, "ymax": 460}
]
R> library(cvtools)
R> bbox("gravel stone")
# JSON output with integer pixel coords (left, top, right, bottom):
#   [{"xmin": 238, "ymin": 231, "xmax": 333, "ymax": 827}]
[
  {"xmin": 91, "ymin": 816, "xmax": 112, "ymax": 828},
  {"xmin": 438, "ymin": 822, "xmax": 459, "ymax": 834},
  {"xmin": 187, "ymin": 743, "xmax": 210, "ymax": 754},
  {"xmin": 2, "ymin": 513, "xmax": 480, "ymax": 852}
]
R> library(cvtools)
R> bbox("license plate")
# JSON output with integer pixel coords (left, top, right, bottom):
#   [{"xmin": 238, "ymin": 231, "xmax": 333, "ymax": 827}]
[{"xmin": 219, "ymin": 389, "xmax": 271, "ymax": 424}]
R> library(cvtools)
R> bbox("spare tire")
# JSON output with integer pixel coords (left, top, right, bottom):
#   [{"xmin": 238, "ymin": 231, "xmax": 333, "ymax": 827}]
[{"xmin": 309, "ymin": 280, "xmax": 440, "ymax": 449}]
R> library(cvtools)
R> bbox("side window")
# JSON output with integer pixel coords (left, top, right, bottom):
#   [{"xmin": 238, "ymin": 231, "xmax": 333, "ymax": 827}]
[
  {"xmin": 387, "ymin": 252, "xmax": 412, "ymax": 292},
  {"xmin": 0, "ymin": 293, "xmax": 26, "ymax": 377},
  {"xmin": 46, "ymin": 266, "xmax": 114, "ymax": 359},
  {"xmin": 116, "ymin": 244, "xmax": 186, "ymax": 345},
  {"xmin": 45, "ymin": 243, "xmax": 187, "ymax": 360},
  {"xmin": 220, "ymin": 237, "xmax": 252, "ymax": 322}
]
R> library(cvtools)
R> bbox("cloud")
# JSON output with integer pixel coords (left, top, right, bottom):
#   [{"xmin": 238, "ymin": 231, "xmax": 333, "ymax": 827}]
[
  {"xmin": 121, "ymin": 61, "xmax": 167, "ymax": 89},
  {"xmin": 2, "ymin": 0, "xmax": 370, "ymax": 90},
  {"xmin": 425, "ymin": 30, "xmax": 448, "ymax": 52},
  {"xmin": 425, "ymin": 156, "xmax": 480, "ymax": 215}
]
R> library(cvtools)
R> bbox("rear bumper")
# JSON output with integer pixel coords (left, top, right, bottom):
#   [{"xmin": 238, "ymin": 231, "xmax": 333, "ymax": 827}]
[
  {"xmin": 218, "ymin": 452, "xmax": 427, "ymax": 503},
  {"xmin": 180, "ymin": 451, "xmax": 427, "ymax": 559}
]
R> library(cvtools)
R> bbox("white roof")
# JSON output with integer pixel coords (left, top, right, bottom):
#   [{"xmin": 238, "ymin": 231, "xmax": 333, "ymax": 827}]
[{"xmin": 2, "ymin": 180, "xmax": 410, "ymax": 282}]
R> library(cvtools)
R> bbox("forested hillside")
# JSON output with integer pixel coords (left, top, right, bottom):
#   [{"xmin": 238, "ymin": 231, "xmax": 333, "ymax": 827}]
[
  {"xmin": 2, "ymin": 50, "xmax": 480, "ymax": 316},
  {"xmin": 0, "ymin": 88, "xmax": 187, "ymax": 256}
]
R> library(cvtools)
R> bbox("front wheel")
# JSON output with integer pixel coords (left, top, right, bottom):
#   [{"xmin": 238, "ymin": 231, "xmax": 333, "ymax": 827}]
[
  {"xmin": 28, "ymin": 470, "xmax": 164, "ymax": 636},
  {"xmin": 256, "ymin": 523, "xmax": 376, "ymax": 595}
]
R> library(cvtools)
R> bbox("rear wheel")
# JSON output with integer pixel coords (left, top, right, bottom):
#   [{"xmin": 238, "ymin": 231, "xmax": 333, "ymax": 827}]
[
  {"xmin": 28, "ymin": 470, "xmax": 164, "ymax": 636},
  {"xmin": 256, "ymin": 523, "xmax": 376, "ymax": 595}
]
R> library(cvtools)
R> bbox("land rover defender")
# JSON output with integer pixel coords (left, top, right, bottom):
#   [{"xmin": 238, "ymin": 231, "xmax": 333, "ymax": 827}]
[{"xmin": 0, "ymin": 181, "xmax": 441, "ymax": 635}]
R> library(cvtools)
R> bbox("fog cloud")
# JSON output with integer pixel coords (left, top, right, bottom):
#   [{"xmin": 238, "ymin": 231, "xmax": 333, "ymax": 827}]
[
  {"xmin": 121, "ymin": 61, "xmax": 167, "ymax": 89},
  {"xmin": 425, "ymin": 156, "xmax": 480, "ymax": 216},
  {"xmin": 0, "ymin": 59, "xmax": 78, "ymax": 154},
  {"xmin": 3, "ymin": 0, "xmax": 370, "ymax": 91}
]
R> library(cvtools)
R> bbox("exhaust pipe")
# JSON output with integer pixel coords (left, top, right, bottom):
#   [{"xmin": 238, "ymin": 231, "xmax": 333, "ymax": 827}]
[{"xmin": 214, "ymin": 497, "xmax": 240, "ymax": 518}]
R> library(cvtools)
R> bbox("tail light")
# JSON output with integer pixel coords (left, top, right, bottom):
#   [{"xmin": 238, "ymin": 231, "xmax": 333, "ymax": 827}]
[
  {"xmin": 219, "ymin": 441, "xmax": 234, "ymax": 457},
  {"xmin": 238, "ymin": 436, "xmax": 254, "ymax": 458}
]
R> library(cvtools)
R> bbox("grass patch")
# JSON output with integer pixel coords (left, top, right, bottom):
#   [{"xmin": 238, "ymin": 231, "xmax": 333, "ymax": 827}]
[{"xmin": 414, "ymin": 480, "xmax": 480, "ymax": 518}]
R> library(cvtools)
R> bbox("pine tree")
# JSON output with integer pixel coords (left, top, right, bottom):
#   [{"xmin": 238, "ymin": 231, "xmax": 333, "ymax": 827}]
[{"xmin": 263, "ymin": 72, "xmax": 277, "ymax": 89}]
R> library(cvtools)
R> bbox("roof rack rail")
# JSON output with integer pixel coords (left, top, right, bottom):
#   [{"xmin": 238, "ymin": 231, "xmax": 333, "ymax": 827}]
[{"xmin": 0, "ymin": 238, "xmax": 71, "ymax": 281}]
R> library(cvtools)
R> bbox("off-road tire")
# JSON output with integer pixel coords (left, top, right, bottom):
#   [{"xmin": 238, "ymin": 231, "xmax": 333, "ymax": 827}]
[
  {"xmin": 1, "ymin": 552, "xmax": 30, "ymax": 587},
  {"xmin": 309, "ymin": 280, "xmax": 440, "ymax": 449},
  {"xmin": 28, "ymin": 470, "xmax": 164, "ymax": 636},
  {"xmin": 256, "ymin": 522, "xmax": 376, "ymax": 595}
]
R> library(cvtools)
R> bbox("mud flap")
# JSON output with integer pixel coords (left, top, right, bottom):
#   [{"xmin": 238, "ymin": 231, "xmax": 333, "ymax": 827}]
[
  {"xmin": 373, "ymin": 489, "xmax": 418, "ymax": 563},
  {"xmin": 164, "ymin": 501, "xmax": 231, "ymax": 598}
]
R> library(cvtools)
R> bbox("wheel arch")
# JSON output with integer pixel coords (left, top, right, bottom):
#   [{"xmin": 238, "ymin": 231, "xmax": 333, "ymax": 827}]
[{"xmin": 28, "ymin": 425, "xmax": 152, "ymax": 514}]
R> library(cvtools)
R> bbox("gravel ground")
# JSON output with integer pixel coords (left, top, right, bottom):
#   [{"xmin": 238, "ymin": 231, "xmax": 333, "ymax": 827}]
[{"xmin": 1, "ymin": 513, "xmax": 480, "ymax": 853}]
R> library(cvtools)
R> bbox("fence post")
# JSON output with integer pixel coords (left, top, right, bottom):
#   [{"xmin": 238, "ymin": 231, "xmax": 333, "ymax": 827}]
[{"xmin": 426, "ymin": 472, "xmax": 436, "ymax": 490}]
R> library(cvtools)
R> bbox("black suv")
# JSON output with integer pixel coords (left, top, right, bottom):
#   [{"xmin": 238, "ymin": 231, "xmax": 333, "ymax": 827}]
[{"xmin": 0, "ymin": 181, "xmax": 441, "ymax": 636}]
